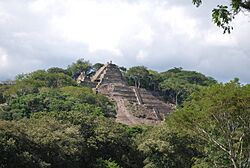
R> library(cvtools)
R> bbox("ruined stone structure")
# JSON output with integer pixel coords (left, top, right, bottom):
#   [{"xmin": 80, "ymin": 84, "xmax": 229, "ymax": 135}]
[
  {"xmin": 76, "ymin": 72, "xmax": 85, "ymax": 84},
  {"xmin": 78, "ymin": 62, "xmax": 174, "ymax": 125}
]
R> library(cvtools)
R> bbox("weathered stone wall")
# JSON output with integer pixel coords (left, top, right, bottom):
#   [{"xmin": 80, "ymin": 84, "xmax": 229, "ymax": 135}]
[{"xmin": 100, "ymin": 64, "xmax": 125, "ymax": 85}]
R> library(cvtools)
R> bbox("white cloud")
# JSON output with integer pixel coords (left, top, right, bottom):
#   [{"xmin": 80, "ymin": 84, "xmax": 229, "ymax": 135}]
[
  {"xmin": 0, "ymin": 0, "xmax": 249, "ymax": 83},
  {"xmin": 204, "ymin": 30, "xmax": 237, "ymax": 46},
  {"xmin": 0, "ymin": 48, "xmax": 8, "ymax": 69},
  {"xmin": 134, "ymin": 25, "xmax": 155, "ymax": 45},
  {"xmin": 136, "ymin": 50, "xmax": 148, "ymax": 61},
  {"xmin": 29, "ymin": 0, "xmax": 59, "ymax": 13},
  {"xmin": 49, "ymin": 0, "xmax": 144, "ymax": 55},
  {"xmin": 0, "ymin": 5, "xmax": 12, "ymax": 23},
  {"xmin": 155, "ymin": 6, "xmax": 198, "ymax": 38}
]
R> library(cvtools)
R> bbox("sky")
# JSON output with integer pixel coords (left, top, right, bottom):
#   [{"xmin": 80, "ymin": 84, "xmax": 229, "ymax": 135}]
[{"xmin": 0, "ymin": 0, "xmax": 249, "ymax": 83}]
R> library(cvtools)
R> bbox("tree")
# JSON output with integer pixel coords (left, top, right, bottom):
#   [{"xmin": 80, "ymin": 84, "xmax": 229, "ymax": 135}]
[
  {"xmin": 148, "ymin": 70, "xmax": 163, "ymax": 91},
  {"xmin": 32, "ymin": 111, "xmax": 144, "ymax": 168},
  {"xmin": 136, "ymin": 123, "xmax": 199, "ymax": 168},
  {"xmin": 60, "ymin": 86, "xmax": 116, "ymax": 117},
  {"xmin": 0, "ymin": 117, "xmax": 82, "ymax": 168},
  {"xmin": 168, "ymin": 81, "xmax": 250, "ymax": 168},
  {"xmin": 47, "ymin": 67, "xmax": 70, "ymax": 75},
  {"xmin": 95, "ymin": 158, "xmax": 121, "ymax": 168},
  {"xmin": 31, "ymin": 72, "xmax": 74, "ymax": 88},
  {"xmin": 27, "ymin": 70, "xmax": 76, "ymax": 88},
  {"xmin": 0, "ymin": 85, "xmax": 9, "ymax": 103},
  {"xmin": 193, "ymin": 0, "xmax": 250, "ymax": 33},
  {"xmin": 161, "ymin": 67, "xmax": 217, "ymax": 86},
  {"xmin": 1, "ymin": 86, "xmax": 116, "ymax": 120},
  {"xmin": 160, "ymin": 77, "xmax": 193, "ymax": 106},
  {"xmin": 119, "ymin": 66, "xmax": 127, "ymax": 72},
  {"xmin": 126, "ymin": 66, "xmax": 150, "ymax": 88},
  {"xmin": 3, "ymin": 79, "xmax": 44, "ymax": 97},
  {"xmin": 45, "ymin": 73, "xmax": 76, "ymax": 88},
  {"xmin": 159, "ymin": 67, "xmax": 216, "ymax": 106},
  {"xmin": 92, "ymin": 63, "xmax": 104, "ymax": 72},
  {"xmin": 67, "ymin": 59, "xmax": 92, "ymax": 79}
]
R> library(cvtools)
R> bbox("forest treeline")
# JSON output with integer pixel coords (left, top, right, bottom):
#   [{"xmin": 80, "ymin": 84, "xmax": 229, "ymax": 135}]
[{"xmin": 0, "ymin": 59, "xmax": 249, "ymax": 168}]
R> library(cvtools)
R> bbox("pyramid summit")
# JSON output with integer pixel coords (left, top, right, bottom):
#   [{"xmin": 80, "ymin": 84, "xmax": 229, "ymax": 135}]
[{"xmin": 78, "ymin": 61, "xmax": 174, "ymax": 125}]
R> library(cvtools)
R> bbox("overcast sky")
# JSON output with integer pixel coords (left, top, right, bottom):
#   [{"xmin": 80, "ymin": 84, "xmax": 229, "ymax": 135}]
[{"xmin": 0, "ymin": 0, "xmax": 249, "ymax": 83}]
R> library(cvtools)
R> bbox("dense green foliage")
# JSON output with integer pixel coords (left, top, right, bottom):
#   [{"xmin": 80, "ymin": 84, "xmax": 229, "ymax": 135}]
[
  {"xmin": 159, "ymin": 67, "xmax": 216, "ymax": 106},
  {"xmin": 168, "ymin": 81, "xmax": 250, "ymax": 168},
  {"xmin": 0, "ymin": 66, "xmax": 115, "ymax": 120},
  {"xmin": 125, "ymin": 66, "xmax": 217, "ymax": 106},
  {"xmin": 136, "ymin": 123, "xmax": 200, "ymax": 168},
  {"xmin": 0, "ymin": 59, "xmax": 249, "ymax": 168},
  {"xmin": 0, "ymin": 86, "xmax": 115, "ymax": 120},
  {"xmin": 0, "ymin": 113, "xmax": 143, "ymax": 168}
]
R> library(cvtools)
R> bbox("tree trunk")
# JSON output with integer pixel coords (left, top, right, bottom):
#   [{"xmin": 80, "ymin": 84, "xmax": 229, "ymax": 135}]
[
  {"xmin": 231, "ymin": 158, "xmax": 238, "ymax": 168},
  {"xmin": 175, "ymin": 91, "xmax": 180, "ymax": 107}
]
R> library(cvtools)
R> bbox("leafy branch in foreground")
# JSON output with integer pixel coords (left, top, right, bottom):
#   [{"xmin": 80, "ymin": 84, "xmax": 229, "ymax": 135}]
[{"xmin": 192, "ymin": 0, "xmax": 250, "ymax": 33}]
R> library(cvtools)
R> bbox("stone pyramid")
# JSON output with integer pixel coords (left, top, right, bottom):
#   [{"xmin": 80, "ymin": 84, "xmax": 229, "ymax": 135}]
[{"xmin": 82, "ymin": 62, "xmax": 174, "ymax": 125}]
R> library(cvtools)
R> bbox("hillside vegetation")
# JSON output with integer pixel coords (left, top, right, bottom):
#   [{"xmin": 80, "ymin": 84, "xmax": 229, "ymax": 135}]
[{"xmin": 0, "ymin": 59, "xmax": 249, "ymax": 168}]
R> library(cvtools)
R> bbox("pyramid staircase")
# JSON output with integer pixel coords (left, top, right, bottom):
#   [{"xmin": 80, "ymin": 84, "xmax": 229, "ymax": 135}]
[
  {"xmin": 91, "ymin": 63, "xmax": 108, "ymax": 82},
  {"xmin": 133, "ymin": 87, "xmax": 143, "ymax": 105}
]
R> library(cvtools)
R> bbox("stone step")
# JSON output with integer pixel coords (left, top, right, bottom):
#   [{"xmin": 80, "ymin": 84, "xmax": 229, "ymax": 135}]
[
  {"xmin": 102, "ymin": 79, "xmax": 124, "ymax": 84},
  {"xmin": 112, "ymin": 93, "xmax": 137, "ymax": 99},
  {"xmin": 140, "ymin": 95, "xmax": 156, "ymax": 99},
  {"xmin": 113, "ymin": 90, "xmax": 134, "ymax": 93},
  {"xmin": 113, "ymin": 89, "xmax": 134, "ymax": 93},
  {"xmin": 126, "ymin": 99, "xmax": 138, "ymax": 103},
  {"xmin": 142, "ymin": 100, "xmax": 164, "ymax": 105},
  {"xmin": 144, "ymin": 104, "xmax": 170, "ymax": 109},
  {"xmin": 114, "ymin": 85, "xmax": 132, "ymax": 89},
  {"xmin": 105, "ymin": 72, "xmax": 121, "ymax": 76},
  {"xmin": 103, "ymin": 73, "xmax": 122, "ymax": 77}
]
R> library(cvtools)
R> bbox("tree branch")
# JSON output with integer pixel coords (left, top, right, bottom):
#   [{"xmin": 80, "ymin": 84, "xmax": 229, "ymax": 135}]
[{"xmin": 197, "ymin": 127, "xmax": 229, "ymax": 154}]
